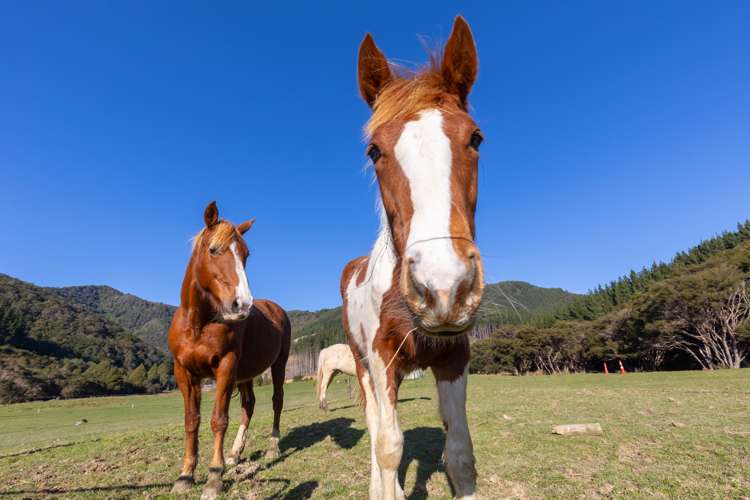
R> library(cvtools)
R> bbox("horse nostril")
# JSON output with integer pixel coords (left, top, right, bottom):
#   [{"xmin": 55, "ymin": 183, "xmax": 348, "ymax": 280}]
[{"xmin": 231, "ymin": 299, "xmax": 240, "ymax": 312}]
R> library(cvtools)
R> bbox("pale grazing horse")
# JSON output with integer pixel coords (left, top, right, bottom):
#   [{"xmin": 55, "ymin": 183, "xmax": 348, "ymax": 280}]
[
  {"xmin": 315, "ymin": 343, "xmax": 357, "ymax": 411},
  {"xmin": 341, "ymin": 16, "xmax": 485, "ymax": 500}
]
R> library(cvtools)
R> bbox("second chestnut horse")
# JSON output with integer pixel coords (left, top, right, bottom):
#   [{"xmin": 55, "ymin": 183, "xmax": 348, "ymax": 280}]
[{"xmin": 168, "ymin": 201, "xmax": 291, "ymax": 499}]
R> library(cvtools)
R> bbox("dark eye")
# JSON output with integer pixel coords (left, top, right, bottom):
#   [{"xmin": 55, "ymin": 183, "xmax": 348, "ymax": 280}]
[
  {"xmin": 209, "ymin": 246, "xmax": 219, "ymax": 256},
  {"xmin": 470, "ymin": 131, "xmax": 484, "ymax": 151},
  {"xmin": 367, "ymin": 144, "xmax": 382, "ymax": 163}
]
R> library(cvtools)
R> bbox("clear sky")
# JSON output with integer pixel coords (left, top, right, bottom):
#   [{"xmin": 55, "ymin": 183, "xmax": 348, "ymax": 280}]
[{"xmin": 1, "ymin": 2, "xmax": 748, "ymax": 311}]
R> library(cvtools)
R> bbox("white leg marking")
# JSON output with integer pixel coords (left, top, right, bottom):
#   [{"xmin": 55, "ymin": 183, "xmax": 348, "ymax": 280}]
[
  {"xmin": 227, "ymin": 423, "xmax": 247, "ymax": 465},
  {"xmin": 360, "ymin": 370, "xmax": 384, "ymax": 500},
  {"xmin": 436, "ymin": 367, "xmax": 476, "ymax": 499},
  {"xmin": 369, "ymin": 355, "xmax": 405, "ymax": 500}
]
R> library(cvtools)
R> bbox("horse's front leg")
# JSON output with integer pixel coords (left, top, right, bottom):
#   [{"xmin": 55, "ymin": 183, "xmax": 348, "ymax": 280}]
[
  {"xmin": 357, "ymin": 366, "xmax": 383, "ymax": 499},
  {"xmin": 435, "ymin": 366, "xmax": 476, "ymax": 500},
  {"xmin": 172, "ymin": 363, "xmax": 201, "ymax": 494},
  {"xmin": 369, "ymin": 356, "xmax": 406, "ymax": 500},
  {"xmin": 201, "ymin": 354, "xmax": 237, "ymax": 500}
]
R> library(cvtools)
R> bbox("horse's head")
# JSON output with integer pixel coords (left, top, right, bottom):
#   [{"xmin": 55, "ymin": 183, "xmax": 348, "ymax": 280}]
[
  {"xmin": 358, "ymin": 16, "xmax": 484, "ymax": 336},
  {"xmin": 190, "ymin": 201, "xmax": 255, "ymax": 323}
]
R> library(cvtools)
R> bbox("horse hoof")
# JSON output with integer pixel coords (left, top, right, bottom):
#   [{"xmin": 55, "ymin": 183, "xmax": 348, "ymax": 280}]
[
  {"xmin": 200, "ymin": 482, "xmax": 222, "ymax": 500},
  {"xmin": 171, "ymin": 476, "xmax": 194, "ymax": 494},
  {"xmin": 265, "ymin": 447, "xmax": 280, "ymax": 460},
  {"xmin": 226, "ymin": 455, "xmax": 238, "ymax": 466}
]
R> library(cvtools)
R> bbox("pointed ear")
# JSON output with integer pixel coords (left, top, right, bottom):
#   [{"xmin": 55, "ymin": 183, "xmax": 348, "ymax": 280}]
[
  {"xmin": 358, "ymin": 33, "xmax": 392, "ymax": 108},
  {"xmin": 204, "ymin": 201, "xmax": 219, "ymax": 228},
  {"xmin": 442, "ymin": 16, "xmax": 478, "ymax": 107},
  {"xmin": 237, "ymin": 217, "xmax": 255, "ymax": 235}
]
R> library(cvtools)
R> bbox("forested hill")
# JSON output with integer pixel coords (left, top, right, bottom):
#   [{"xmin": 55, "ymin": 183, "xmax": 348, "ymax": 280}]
[
  {"xmin": 56, "ymin": 285, "xmax": 176, "ymax": 353},
  {"xmin": 289, "ymin": 281, "xmax": 579, "ymax": 353},
  {"xmin": 0, "ymin": 275, "xmax": 173, "ymax": 403},
  {"xmin": 472, "ymin": 221, "xmax": 750, "ymax": 375},
  {"xmin": 549, "ymin": 221, "xmax": 750, "ymax": 323}
]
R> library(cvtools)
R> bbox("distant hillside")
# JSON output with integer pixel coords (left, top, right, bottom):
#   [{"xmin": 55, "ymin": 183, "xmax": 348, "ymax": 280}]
[
  {"xmin": 549, "ymin": 221, "xmax": 750, "ymax": 323},
  {"xmin": 472, "ymin": 221, "xmax": 750, "ymax": 375},
  {"xmin": 0, "ymin": 275, "xmax": 173, "ymax": 403},
  {"xmin": 476, "ymin": 281, "xmax": 578, "ymax": 325},
  {"xmin": 56, "ymin": 285, "xmax": 176, "ymax": 353},
  {"xmin": 291, "ymin": 281, "xmax": 578, "ymax": 353}
]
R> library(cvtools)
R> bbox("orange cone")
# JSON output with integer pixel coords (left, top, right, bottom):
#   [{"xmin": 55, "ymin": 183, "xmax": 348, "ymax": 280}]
[
  {"xmin": 603, "ymin": 362, "xmax": 609, "ymax": 374},
  {"xmin": 618, "ymin": 360, "xmax": 626, "ymax": 374}
]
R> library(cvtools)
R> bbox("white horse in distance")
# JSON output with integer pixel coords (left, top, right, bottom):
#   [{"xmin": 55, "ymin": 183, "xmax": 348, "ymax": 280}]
[{"xmin": 315, "ymin": 344, "xmax": 356, "ymax": 411}]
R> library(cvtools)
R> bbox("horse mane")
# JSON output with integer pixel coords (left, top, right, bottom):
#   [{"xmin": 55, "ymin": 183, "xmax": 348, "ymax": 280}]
[
  {"xmin": 191, "ymin": 221, "xmax": 240, "ymax": 252},
  {"xmin": 365, "ymin": 52, "xmax": 462, "ymax": 138}
]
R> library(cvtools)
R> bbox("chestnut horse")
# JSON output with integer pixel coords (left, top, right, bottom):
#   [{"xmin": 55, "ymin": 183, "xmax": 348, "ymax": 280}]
[
  {"xmin": 168, "ymin": 201, "xmax": 291, "ymax": 499},
  {"xmin": 341, "ymin": 17, "xmax": 484, "ymax": 500}
]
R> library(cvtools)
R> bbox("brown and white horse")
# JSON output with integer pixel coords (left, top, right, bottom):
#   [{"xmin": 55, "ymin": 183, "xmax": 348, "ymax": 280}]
[
  {"xmin": 341, "ymin": 16, "xmax": 484, "ymax": 500},
  {"xmin": 168, "ymin": 201, "xmax": 291, "ymax": 499}
]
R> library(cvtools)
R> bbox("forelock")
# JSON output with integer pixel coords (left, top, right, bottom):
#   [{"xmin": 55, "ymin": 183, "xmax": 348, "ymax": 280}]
[
  {"xmin": 192, "ymin": 221, "xmax": 240, "ymax": 252},
  {"xmin": 365, "ymin": 55, "xmax": 464, "ymax": 138}
]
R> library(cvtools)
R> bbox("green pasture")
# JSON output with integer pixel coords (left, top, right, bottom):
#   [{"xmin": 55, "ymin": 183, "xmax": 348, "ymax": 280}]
[{"xmin": 0, "ymin": 370, "xmax": 748, "ymax": 498}]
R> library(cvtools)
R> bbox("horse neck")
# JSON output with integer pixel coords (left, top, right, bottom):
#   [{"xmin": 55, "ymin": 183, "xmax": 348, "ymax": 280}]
[
  {"xmin": 366, "ymin": 208, "xmax": 400, "ymax": 301},
  {"xmin": 179, "ymin": 256, "xmax": 213, "ymax": 331}
]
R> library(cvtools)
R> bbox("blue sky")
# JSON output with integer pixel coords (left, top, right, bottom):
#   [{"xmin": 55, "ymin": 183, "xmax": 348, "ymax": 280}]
[{"xmin": 1, "ymin": 2, "xmax": 748, "ymax": 311}]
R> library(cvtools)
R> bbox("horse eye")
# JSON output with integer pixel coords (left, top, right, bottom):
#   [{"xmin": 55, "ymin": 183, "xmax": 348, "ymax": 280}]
[
  {"xmin": 470, "ymin": 131, "xmax": 484, "ymax": 151},
  {"xmin": 209, "ymin": 246, "xmax": 219, "ymax": 256},
  {"xmin": 367, "ymin": 144, "xmax": 382, "ymax": 164}
]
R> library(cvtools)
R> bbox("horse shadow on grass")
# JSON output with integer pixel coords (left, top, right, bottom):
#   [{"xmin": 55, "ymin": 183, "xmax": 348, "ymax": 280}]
[
  {"xmin": 398, "ymin": 426, "xmax": 447, "ymax": 500},
  {"xmin": 230, "ymin": 417, "xmax": 359, "ymax": 497},
  {"xmin": 329, "ymin": 396, "xmax": 431, "ymax": 413},
  {"xmin": 279, "ymin": 416, "xmax": 364, "ymax": 455},
  {"xmin": 244, "ymin": 416, "xmax": 364, "ymax": 469}
]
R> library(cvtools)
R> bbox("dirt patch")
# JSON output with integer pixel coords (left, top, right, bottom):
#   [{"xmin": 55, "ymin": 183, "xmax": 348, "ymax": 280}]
[
  {"xmin": 483, "ymin": 473, "xmax": 530, "ymax": 499},
  {"xmin": 82, "ymin": 457, "xmax": 120, "ymax": 474},
  {"xmin": 617, "ymin": 441, "xmax": 661, "ymax": 466}
]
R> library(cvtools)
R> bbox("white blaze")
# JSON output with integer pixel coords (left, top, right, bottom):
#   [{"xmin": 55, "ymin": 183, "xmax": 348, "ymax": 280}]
[
  {"xmin": 230, "ymin": 242, "xmax": 253, "ymax": 308},
  {"xmin": 394, "ymin": 109, "xmax": 467, "ymax": 295}
]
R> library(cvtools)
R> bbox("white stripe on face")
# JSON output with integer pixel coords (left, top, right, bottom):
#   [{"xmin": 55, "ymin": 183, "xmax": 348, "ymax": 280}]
[
  {"xmin": 394, "ymin": 109, "xmax": 467, "ymax": 296},
  {"xmin": 229, "ymin": 242, "xmax": 253, "ymax": 309}
]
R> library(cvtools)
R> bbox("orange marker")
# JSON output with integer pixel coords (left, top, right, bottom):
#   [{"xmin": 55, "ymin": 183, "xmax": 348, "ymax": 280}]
[
  {"xmin": 618, "ymin": 360, "xmax": 626, "ymax": 374},
  {"xmin": 603, "ymin": 362, "xmax": 609, "ymax": 374}
]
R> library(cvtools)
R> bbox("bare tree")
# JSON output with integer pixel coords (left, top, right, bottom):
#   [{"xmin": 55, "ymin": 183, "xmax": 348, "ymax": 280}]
[{"xmin": 668, "ymin": 280, "xmax": 749, "ymax": 369}]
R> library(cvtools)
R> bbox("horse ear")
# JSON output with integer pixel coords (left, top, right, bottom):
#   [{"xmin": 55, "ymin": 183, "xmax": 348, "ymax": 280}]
[
  {"xmin": 204, "ymin": 201, "xmax": 219, "ymax": 228},
  {"xmin": 442, "ymin": 16, "xmax": 478, "ymax": 107},
  {"xmin": 358, "ymin": 33, "xmax": 392, "ymax": 108},
  {"xmin": 237, "ymin": 217, "xmax": 255, "ymax": 235}
]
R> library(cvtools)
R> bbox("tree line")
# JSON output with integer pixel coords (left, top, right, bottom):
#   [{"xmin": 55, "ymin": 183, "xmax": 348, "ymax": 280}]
[{"xmin": 471, "ymin": 221, "xmax": 750, "ymax": 375}]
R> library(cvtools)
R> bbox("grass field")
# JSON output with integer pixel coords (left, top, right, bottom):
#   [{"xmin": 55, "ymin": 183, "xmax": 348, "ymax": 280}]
[{"xmin": 1, "ymin": 370, "xmax": 749, "ymax": 499}]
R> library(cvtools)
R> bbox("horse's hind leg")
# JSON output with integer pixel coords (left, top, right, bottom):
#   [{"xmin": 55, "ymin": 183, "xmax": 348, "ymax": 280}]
[
  {"xmin": 319, "ymin": 367, "xmax": 335, "ymax": 411},
  {"xmin": 227, "ymin": 380, "xmax": 256, "ymax": 466},
  {"xmin": 266, "ymin": 359, "xmax": 285, "ymax": 459}
]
